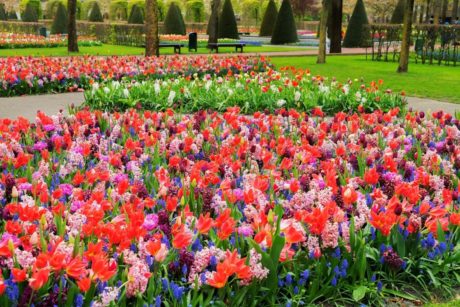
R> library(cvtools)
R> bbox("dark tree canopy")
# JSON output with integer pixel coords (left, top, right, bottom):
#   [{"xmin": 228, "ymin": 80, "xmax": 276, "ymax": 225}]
[
  {"xmin": 218, "ymin": 0, "xmax": 239, "ymax": 39},
  {"xmin": 259, "ymin": 0, "xmax": 278, "ymax": 36},
  {"xmin": 22, "ymin": 3, "xmax": 39, "ymax": 22},
  {"xmin": 390, "ymin": 0, "xmax": 405, "ymax": 23},
  {"xmin": 271, "ymin": 0, "xmax": 298, "ymax": 44},
  {"xmin": 51, "ymin": 2, "xmax": 68, "ymax": 34},
  {"xmin": 128, "ymin": 4, "xmax": 144, "ymax": 24},
  {"xmin": 164, "ymin": 3, "xmax": 186, "ymax": 35},
  {"xmin": 343, "ymin": 0, "xmax": 370, "ymax": 47},
  {"xmin": 0, "ymin": 3, "xmax": 7, "ymax": 20},
  {"xmin": 88, "ymin": 2, "xmax": 103, "ymax": 22}
]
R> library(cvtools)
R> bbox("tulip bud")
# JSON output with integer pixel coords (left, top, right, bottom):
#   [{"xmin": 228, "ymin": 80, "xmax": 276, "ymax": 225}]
[
  {"xmin": 8, "ymin": 239, "xmax": 15, "ymax": 254},
  {"xmin": 191, "ymin": 179, "xmax": 197, "ymax": 188},
  {"xmin": 11, "ymin": 186, "xmax": 19, "ymax": 198},
  {"xmin": 30, "ymin": 232, "xmax": 39, "ymax": 245}
]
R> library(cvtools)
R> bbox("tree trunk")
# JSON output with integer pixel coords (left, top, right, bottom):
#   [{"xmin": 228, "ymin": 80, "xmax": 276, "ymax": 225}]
[
  {"xmin": 433, "ymin": 0, "xmax": 441, "ymax": 24},
  {"xmin": 328, "ymin": 0, "xmax": 342, "ymax": 53},
  {"xmin": 453, "ymin": 0, "xmax": 459, "ymax": 21},
  {"xmin": 419, "ymin": 4, "xmax": 425, "ymax": 23},
  {"xmin": 425, "ymin": 0, "xmax": 431, "ymax": 23},
  {"xmin": 441, "ymin": 0, "xmax": 448, "ymax": 22},
  {"xmin": 207, "ymin": 0, "xmax": 221, "ymax": 47},
  {"xmin": 317, "ymin": 0, "xmax": 330, "ymax": 63},
  {"xmin": 67, "ymin": 0, "xmax": 78, "ymax": 52},
  {"xmin": 145, "ymin": 0, "xmax": 159, "ymax": 56},
  {"xmin": 397, "ymin": 0, "xmax": 415, "ymax": 73}
]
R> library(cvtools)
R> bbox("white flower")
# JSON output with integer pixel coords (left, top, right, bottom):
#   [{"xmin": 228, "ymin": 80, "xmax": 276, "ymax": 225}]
[
  {"xmin": 103, "ymin": 87, "xmax": 110, "ymax": 94},
  {"xmin": 154, "ymin": 82, "xmax": 160, "ymax": 94},
  {"xmin": 277, "ymin": 99, "xmax": 286, "ymax": 107},
  {"xmin": 294, "ymin": 91, "xmax": 301, "ymax": 102},
  {"xmin": 228, "ymin": 88, "xmax": 234, "ymax": 95},
  {"xmin": 343, "ymin": 85, "xmax": 350, "ymax": 95},
  {"xmin": 168, "ymin": 90, "xmax": 176, "ymax": 104},
  {"xmin": 205, "ymin": 80, "xmax": 212, "ymax": 91},
  {"xmin": 123, "ymin": 89, "xmax": 129, "ymax": 98},
  {"xmin": 355, "ymin": 92, "xmax": 362, "ymax": 101}
]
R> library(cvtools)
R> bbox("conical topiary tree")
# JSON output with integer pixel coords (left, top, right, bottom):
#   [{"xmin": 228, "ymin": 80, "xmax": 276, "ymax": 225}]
[
  {"xmin": 88, "ymin": 2, "xmax": 103, "ymax": 22},
  {"xmin": 271, "ymin": 0, "xmax": 297, "ymax": 44},
  {"xmin": 390, "ymin": 0, "xmax": 405, "ymax": 23},
  {"xmin": 8, "ymin": 11, "xmax": 18, "ymax": 20},
  {"xmin": 22, "ymin": 3, "xmax": 39, "ymax": 22},
  {"xmin": 164, "ymin": 3, "xmax": 186, "ymax": 35},
  {"xmin": 259, "ymin": 0, "xmax": 278, "ymax": 36},
  {"xmin": 0, "ymin": 3, "xmax": 7, "ymax": 20},
  {"xmin": 218, "ymin": 0, "xmax": 239, "ymax": 39},
  {"xmin": 343, "ymin": 0, "xmax": 370, "ymax": 47},
  {"xmin": 128, "ymin": 4, "xmax": 144, "ymax": 24},
  {"xmin": 51, "ymin": 2, "xmax": 68, "ymax": 34}
]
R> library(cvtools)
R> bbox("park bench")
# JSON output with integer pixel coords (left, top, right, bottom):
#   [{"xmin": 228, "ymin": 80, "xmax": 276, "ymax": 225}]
[
  {"xmin": 159, "ymin": 43, "xmax": 184, "ymax": 54},
  {"xmin": 208, "ymin": 43, "xmax": 246, "ymax": 53},
  {"xmin": 238, "ymin": 32, "xmax": 251, "ymax": 36}
]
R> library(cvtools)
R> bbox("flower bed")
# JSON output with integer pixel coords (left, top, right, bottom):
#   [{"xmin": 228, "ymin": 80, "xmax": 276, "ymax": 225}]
[
  {"xmin": 0, "ymin": 107, "xmax": 459, "ymax": 306},
  {"xmin": 0, "ymin": 33, "xmax": 102, "ymax": 49},
  {"xmin": 85, "ymin": 69, "xmax": 405, "ymax": 115},
  {"xmin": 0, "ymin": 55, "xmax": 271, "ymax": 97}
]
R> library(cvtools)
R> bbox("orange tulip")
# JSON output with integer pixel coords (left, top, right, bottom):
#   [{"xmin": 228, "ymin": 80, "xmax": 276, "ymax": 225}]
[
  {"xmin": 77, "ymin": 277, "xmax": 91, "ymax": 292},
  {"xmin": 29, "ymin": 269, "xmax": 50, "ymax": 290},
  {"xmin": 284, "ymin": 225, "xmax": 305, "ymax": 244},
  {"xmin": 196, "ymin": 213, "xmax": 214, "ymax": 234},
  {"xmin": 207, "ymin": 268, "xmax": 228, "ymax": 288},
  {"xmin": 12, "ymin": 268, "xmax": 27, "ymax": 283},
  {"xmin": 172, "ymin": 230, "xmax": 193, "ymax": 249},
  {"xmin": 66, "ymin": 257, "xmax": 87, "ymax": 279}
]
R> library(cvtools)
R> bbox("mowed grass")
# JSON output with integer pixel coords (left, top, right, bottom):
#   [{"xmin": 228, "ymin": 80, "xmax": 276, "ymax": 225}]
[
  {"xmin": 270, "ymin": 56, "xmax": 460, "ymax": 103},
  {"xmin": 0, "ymin": 44, "xmax": 307, "ymax": 57}
]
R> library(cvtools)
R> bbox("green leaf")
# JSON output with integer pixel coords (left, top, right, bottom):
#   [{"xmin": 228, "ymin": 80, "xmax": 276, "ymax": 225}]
[
  {"xmin": 383, "ymin": 289, "xmax": 418, "ymax": 301},
  {"xmin": 352, "ymin": 285, "xmax": 367, "ymax": 302},
  {"xmin": 437, "ymin": 221, "xmax": 446, "ymax": 243}
]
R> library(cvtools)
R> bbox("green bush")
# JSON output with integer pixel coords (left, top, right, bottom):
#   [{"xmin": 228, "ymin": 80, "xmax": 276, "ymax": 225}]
[
  {"xmin": 22, "ymin": 3, "xmax": 39, "ymax": 22},
  {"xmin": 88, "ymin": 2, "xmax": 103, "ymax": 22},
  {"xmin": 271, "ymin": 0, "xmax": 297, "ymax": 44},
  {"xmin": 343, "ymin": 0, "xmax": 370, "ymax": 47},
  {"xmin": 185, "ymin": 0, "xmax": 205, "ymax": 22},
  {"xmin": 218, "ymin": 0, "xmax": 239, "ymax": 39},
  {"xmin": 51, "ymin": 2, "xmax": 68, "ymax": 34},
  {"xmin": 128, "ymin": 4, "xmax": 144, "ymax": 24},
  {"xmin": 0, "ymin": 3, "xmax": 7, "ymax": 21},
  {"xmin": 164, "ymin": 2, "xmax": 186, "ymax": 35},
  {"xmin": 390, "ymin": 0, "xmax": 405, "ymax": 24},
  {"xmin": 110, "ymin": 0, "xmax": 128, "ymax": 20},
  {"xmin": 259, "ymin": 0, "xmax": 278, "ymax": 36},
  {"xmin": 20, "ymin": 0, "xmax": 42, "ymax": 19},
  {"xmin": 8, "ymin": 11, "xmax": 18, "ymax": 20}
]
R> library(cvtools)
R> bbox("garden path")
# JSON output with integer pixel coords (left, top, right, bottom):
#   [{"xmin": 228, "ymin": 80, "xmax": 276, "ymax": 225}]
[{"xmin": 0, "ymin": 92, "xmax": 458, "ymax": 121}]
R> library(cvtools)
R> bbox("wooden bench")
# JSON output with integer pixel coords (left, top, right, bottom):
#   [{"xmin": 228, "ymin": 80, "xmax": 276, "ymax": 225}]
[
  {"xmin": 208, "ymin": 43, "xmax": 246, "ymax": 53},
  {"xmin": 159, "ymin": 43, "xmax": 184, "ymax": 54}
]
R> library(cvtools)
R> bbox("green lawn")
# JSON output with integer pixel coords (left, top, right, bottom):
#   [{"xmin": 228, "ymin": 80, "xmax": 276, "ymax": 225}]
[
  {"xmin": 271, "ymin": 56, "xmax": 460, "ymax": 103},
  {"xmin": 0, "ymin": 44, "xmax": 307, "ymax": 57}
]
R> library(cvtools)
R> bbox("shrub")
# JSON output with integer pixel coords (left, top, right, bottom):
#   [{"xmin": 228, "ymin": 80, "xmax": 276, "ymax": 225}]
[
  {"xmin": 46, "ymin": 0, "xmax": 65, "ymax": 19},
  {"xmin": 20, "ymin": 0, "xmax": 42, "ymax": 19},
  {"xmin": 22, "ymin": 3, "xmax": 39, "ymax": 22},
  {"xmin": 110, "ymin": 0, "xmax": 128, "ymax": 21},
  {"xmin": 88, "ymin": 2, "xmax": 103, "ymax": 22},
  {"xmin": 218, "ymin": 0, "xmax": 239, "ymax": 39},
  {"xmin": 343, "ymin": 0, "xmax": 370, "ymax": 47},
  {"xmin": 390, "ymin": 0, "xmax": 405, "ymax": 24},
  {"xmin": 51, "ymin": 2, "xmax": 68, "ymax": 34},
  {"xmin": 164, "ymin": 2, "xmax": 186, "ymax": 35},
  {"xmin": 8, "ymin": 11, "xmax": 18, "ymax": 20},
  {"xmin": 128, "ymin": 4, "xmax": 144, "ymax": 24},
  {"xmin": 271, "ymin": 0, "xmax": 297, "ymax": 44},
  {"xmin": 259, "ymin": 0, "xmax": 278, "ymax": 36},
  {"xmin": 185, "ymin": 0, "xmax": 205, "ymax": 22}
]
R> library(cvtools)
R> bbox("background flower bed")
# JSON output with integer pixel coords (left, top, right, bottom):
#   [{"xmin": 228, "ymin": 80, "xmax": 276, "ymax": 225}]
[
  {"xmin": 0, "ymin": 33, "xmax": 101, "ymax": 49},
  {"xmin": 0, "ymin": 108, "xmax": 459, "ymax": 306}
]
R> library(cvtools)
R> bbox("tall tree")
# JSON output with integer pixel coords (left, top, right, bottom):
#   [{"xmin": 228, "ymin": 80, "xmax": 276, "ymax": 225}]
[
  {"xmin": 343, "ymin": 0, "xmax": 369, "ymax": 47},
  {"xmin": 433, "ymin": 0, "xmax": 440, "ymax": 23},
  {"xmin": 425, "ymin": 0, "xmax": 431, "ymax": 22},
  {"xmin": 441, "ymin": 0, "xmax": 448, "ymax": 22},
  {"xmin": 328, "ymin": 0, "xmax": 342, "ymax": 53},
  {"xmin": 218, "ymin": 0, "xmax": 239, "ymax": 39},
  {"xmin": 271, "ymin": 0, "xmax": 298, "ymax": 44},
  {"xmin": 390, "ymin": 0, "xmax": 405, "ymax": 23},
  {"xmin": 208, "ymin": 0, "xmax": 221, "ymax": 46},
  {"xmin": 259, "ymin": 0, "xmax": 278, "ymax": 36},
  {"xmin": 145, "ymin": 0, "xmax": 159, "ymax": 56},
  {"xmin": 453, "ymin": 0, "xmax": 459, "ymax": 21},
  {"xmin": 68, "ymin": 0, "xmax": 79, "ymax": 52},
  {"xmin": 397, "ymin": 0, "xmax": 415, "ymax": 72},
  {"xmin": 317, "ymin": 0, "xmax": 330, "ymax": 63}
]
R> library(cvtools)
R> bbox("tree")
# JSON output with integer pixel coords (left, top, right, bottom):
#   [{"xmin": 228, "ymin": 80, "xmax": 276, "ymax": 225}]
[
  {"xmin": 51, "ymin": 2, "xmax": 68, "ymax": 34},
  {"xmin": 453, "ymin": 0, "xmax": 459, "ymax": 22},
  {"xmin": 343, "ymin": 0, "xmax": 369, "ymax": 47},
  {"xmin": 164, "ymin": 3, "xmax": 186, "ymax": 34},
  {"xmin": 128, "ymin": 4, "xmax": 144, "ymax": 23},
  {"xmin": 218, "ymin": 0, "xmax": 239, "ymax": 39},
  {"xmin": 22, "ymin": 3, "xmax": 38, "ymax": 22},
  {"xmin": 390, "ymin": 0, "xmax": 405, "ymax": 23},
  {"xmin": 68, "ymin": 0, "xmax": 79, "ymax": 52},
  {"xmin": 259, "ymin": 0, "xmax": 278, "ymax": 36},
  {"xmin": 0, "ymin": 3, "xmax": 7, "ymax": 20},
  {"xmin": 207, "ymin": 0, "xmax": 221, "ymax": 46},
  {"xmin": 185, "ymin": 0, "xmax": 205, "ymax": 22},
  {"xmin": 88, "ymin": 2, "xmax": 103, "ymax": 22},
  {"xmin": 327, "ymin": 0, "xmax": 342, "ymax": 53},
  {"xmin": 433, "ymin": 0, "xmax": 440, "ymax": 23},
  {"xmin": 441, "ymin": 0, "xmax": 447, "ymax": 22},
  {"xmin": 8, "ymin": 11, "xmax": 18, "ymax": 20},
  {"xmin": 397, "ymin": 0, "xmax": 415, "ymax": 72},
  {"xmin": 317, "ymin": 0, "xmax": 330, "ymax": 63},
  {"xmin": 145, "ymin": 0, "xmax": 159, "ymax": 56},
  {"xmin": 271, "ymin": 0, "xmax": 298, "ymax": 44},
  {"xmin": 291, "ymin": 0, "xmax": 318, "ymax": 20}
]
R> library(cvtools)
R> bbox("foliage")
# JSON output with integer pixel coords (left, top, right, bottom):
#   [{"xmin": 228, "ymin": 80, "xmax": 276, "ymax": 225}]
[
  {"xmin": 218, "ymin": 0, "xmax": 239, "ymax": 39},
  {"xmin": 45, "ymin": 0, "xmax": 65, "ymax": 19},
  {"xmin": 164, "ymin": 2, "xmax": 186, "ymax": 35},
  {"xmin": 88, "ymin": 2, "xmax": 104, "ymax": 22},
  {"xmin": 110, "ymin": 0, "xmax": 128, "ymax": 21},
  {"xmin": 51, "ymin": 2, "xmax": 68, "ymax": 34},
  {"xmin": 259, "ymin": 0, "xmax": 278, "ymax": 36},
  {"xmin": 390, "ymin": 0, "xmax": 405, "ymax": 24},
  {"xmin": 241, "ymin": 0, "xmax": 262, "ymax": 25},
  {"xmin": 21, "ymin": 2, "xmax": 39, "ymax": 22},
  {"xmin": 291, "ymin": 0, "xmax": 318, "ymax": 19},
  {"xmin": 185, "ymin": 0, "xmax": 205, "ymax": 22},
  {"xmin": 19, "ymin": 0, "xmax": 42, "ymax": 19},
  {"xmin": 343, "ymin": 0, "xmax": 370, "ymax": 47},
  {"xmin": 8, "ymin": 11, "xmax": 18, "ymax": 20},
  {"xmin": 0, "ymin": 3, "xmax": 8, "ymax": 20},
  {"xmin": 271, "ymin": 0, "xmax": 298, "ymax": 44},
  {"xmin": 128, "ymin": 4, "xmax": 144, "ymax": 24}
]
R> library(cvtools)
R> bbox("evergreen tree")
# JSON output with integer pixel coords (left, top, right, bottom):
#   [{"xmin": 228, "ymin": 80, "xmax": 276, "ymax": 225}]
[
  {"xmin": 164, "ymin": 3, "xmax": 186, "ymax": 34},
  {"xmin": 218, "ymin": 0, "xmax": 239, "ymax": 39},
  {"xmin": 128, "ymin": 4, "xmax": 144, "ymax": 24},
  {"xmin": 0, "ymin": 3, "xmax": 7, "ymax": 20},
  {"xmin": 22, "ymin": 3, "xmax": 39, "ymax": 22},
  {"xmin": 88, "ymin": 2, "xmax": 103, "ymax": 22},
  {"xmin": 259, "ymin": 0, "xmax": 278, "ymax": 36},
  {"xmin": 390, "ymin": 0, "xmax": 405, "ymax": 23},
  {"xmin": 51, "ymin": 2, "xmax": 68, "ymax": 34},
  {"xmin": 271, "ymin": 0, "xmax": 297, "ymax": 44},
  {"xmin": 8, "ymin": 11, "xmax": 18, "ymax": 20},
  {"xmin": 343, "ymin": 0, "xmax": 370, "ymax": 47}
]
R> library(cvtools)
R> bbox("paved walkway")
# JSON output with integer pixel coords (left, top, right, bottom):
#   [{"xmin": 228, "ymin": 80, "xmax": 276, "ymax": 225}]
[{"xmin": 0, "ymin": 92, "xmax": 458, "ymax": 121}]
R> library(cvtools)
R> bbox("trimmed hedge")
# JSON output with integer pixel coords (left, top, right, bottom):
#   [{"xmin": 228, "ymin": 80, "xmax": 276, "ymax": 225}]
[
  {"xmin": 89, "ymin": 2, "xmax": 103, "ymax": 22},
  {"xmin": 259, "ymin": 0, "xmax": 278, "ymax": 36},
  {"xmin": 20, "ymin": 0, "xmax": 42, "ymax": 19},
  {"xmin": 22, "ymin": 3, "xmax": 39, "ymax": 22},
  {"xmin": 218, "ymin": 0, "xmax": 239, "ymax": 39},
  {"xmin": 51, "ymin": 2, "xmax": 68, "ymax": 34},
  {"xmin": 164, "ymin": 2, "xmax": 186, "ymax": 35},
  {"xmin": 390, "ymin": 0, "xmax": 405, "ymax": 24},
  {"xmin": 271, "ymin": 0, "xmax": 297, "ymax": 44},
  {"xmin": 343, "ymin": 0, "xmax": 370, "ymax": 47},
  {"xmin": 128, "ymin": 4, "xmax": 144, "ymax": 24}
]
